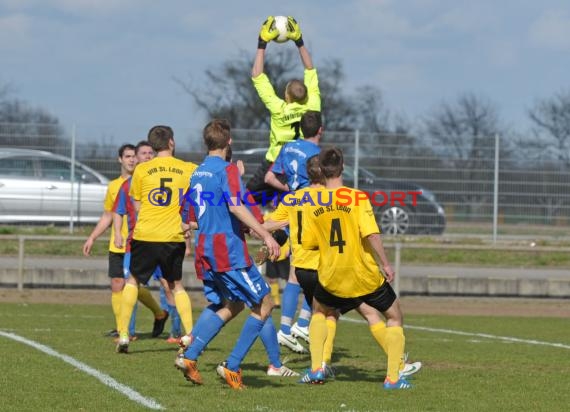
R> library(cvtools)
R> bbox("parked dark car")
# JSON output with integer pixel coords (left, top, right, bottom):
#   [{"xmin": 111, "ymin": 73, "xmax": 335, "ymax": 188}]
[
  {"xmin": 232, "ymin": 147, "xmax": 446, "ymax": 235},
  {"xmin": 0, "ymin": 148, "xmax": 109, "ymax": 223},
  {"xmin": 341, "ymin": 165, "xmax": 445, "ymax": 235}
]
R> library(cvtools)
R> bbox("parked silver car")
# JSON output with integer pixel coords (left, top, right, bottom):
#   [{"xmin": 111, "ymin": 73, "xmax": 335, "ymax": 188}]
[{"xmin": 0, "ymin": 148, "xmax": 109, "ymax": 223}]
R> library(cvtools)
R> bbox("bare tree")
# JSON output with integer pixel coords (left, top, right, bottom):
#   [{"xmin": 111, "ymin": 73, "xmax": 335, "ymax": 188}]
[
  {"xmin": 0, "ymin": 97, "xmax": 67, "ymax": 154},
  {"xmin": 176, "ymin": 48, "xmax": 400, "ymax": 135},
  {"xmin": 528, "ymin": 90, "xmax": 570, "ymax": 167},
  {"xmin": 421, "ymin": 93, "xmax": 509, "ymax": 220}
]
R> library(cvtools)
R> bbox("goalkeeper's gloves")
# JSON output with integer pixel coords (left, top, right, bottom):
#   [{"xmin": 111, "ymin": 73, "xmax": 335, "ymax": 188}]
[
  {"xmin": 258, "ymin": 16, "xmax": 279, "ymax": 49},
  {"xmin": 286, "ymin": 16, "xmax": 304, "ymax": 47}
]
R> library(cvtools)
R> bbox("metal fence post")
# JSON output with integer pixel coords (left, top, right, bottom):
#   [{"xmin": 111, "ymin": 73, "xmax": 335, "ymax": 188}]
[
  {"xmin": 493, "ymin": 133, "xmax": 500, "ymax": 244},
  {"xmin": 394, "ymin": 242, "xmax": 401, "ymax": 296},
  {"xmin": 17, "ymin": 235, "xmax": 25, "ymax": 291},
  {"xmin": 69, "ymin": 123, "xmax": 76, "ymax": 234},
  {"xmin": 354, "ymin": 129, "xmax": 360, "ymax": 189}
]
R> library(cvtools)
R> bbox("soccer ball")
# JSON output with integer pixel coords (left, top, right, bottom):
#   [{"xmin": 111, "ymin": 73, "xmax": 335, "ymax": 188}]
[{"xmin": 271, "ymin": 15, "xmax": 289, "ymax": 43}]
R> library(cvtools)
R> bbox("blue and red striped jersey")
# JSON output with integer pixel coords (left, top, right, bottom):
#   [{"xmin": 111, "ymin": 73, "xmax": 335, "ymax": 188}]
[{"xmin": 183, "ymin": 155, "xmax": 254, "ymax": 274}]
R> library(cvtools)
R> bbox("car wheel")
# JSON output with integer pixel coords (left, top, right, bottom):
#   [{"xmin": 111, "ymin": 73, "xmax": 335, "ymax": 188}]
[{"xmin": 378, "ymin": 206, "xmax": 414, "ymax": 235}]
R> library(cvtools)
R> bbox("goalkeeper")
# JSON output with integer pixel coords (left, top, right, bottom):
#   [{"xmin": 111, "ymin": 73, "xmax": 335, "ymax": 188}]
[{"xmin": 247, "ymin": 16, "xmax": 321, "ymax": 204}]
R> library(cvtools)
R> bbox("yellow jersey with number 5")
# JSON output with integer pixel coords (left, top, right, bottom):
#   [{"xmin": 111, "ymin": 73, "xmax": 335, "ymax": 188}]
[
  {"xmin": 301, "ymin": 186, "xmax": 385, "ymax": 298},
  {"xmin": 130, "ymin": 156, "xmax": 197, "ymax": 242}
]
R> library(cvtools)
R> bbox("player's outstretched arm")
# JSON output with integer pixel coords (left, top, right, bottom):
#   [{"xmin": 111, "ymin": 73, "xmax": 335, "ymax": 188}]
[
  {"xmin": 366, "ymin": 233, "xmax": 395, "ymax": 283},
  {"xmin": 264, "ymin": 169, "xmax": 289, "ymax": 192},
  {"xmin": 229, "ymin": 202, "xmax": 280, "ymax": 260},
  {"xmin": 82, "ymin": 211, "xmax": 112, "ymax": 256}
]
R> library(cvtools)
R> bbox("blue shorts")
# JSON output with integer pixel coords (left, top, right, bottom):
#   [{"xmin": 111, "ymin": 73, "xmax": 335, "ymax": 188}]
[
  {"xmin": 201, "ymin": 271, "xmax": 222, "ymax": 305},
  {"xmin": 204, "ymin": 266, "xmax": 270, "ymax": 309},
  {"xmin": 123, "ymin": 252, "xmax": 162, "ymax": 281}
]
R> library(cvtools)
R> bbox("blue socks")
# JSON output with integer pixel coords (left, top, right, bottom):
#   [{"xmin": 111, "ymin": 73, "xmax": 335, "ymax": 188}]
[
  {"xmin": 226, "ymin": 315, "xmax": 265, "ymax": 371},
  {"xmin": 296, "ymin": 298, "xmax": 311, "ymax": 328},
  {"xmin": 280, "ymin": 282, "xmax": 301, "ymax": 334},
  {"xmin": 128, "ymin": 302, "xmax": 137, "ymax": 336},
  {"xmin": 259, "ymin": 318, "xmax": 281, "ymax": 368},
  {"xmin": 184, "ymin": 312, "xmax": 225, "ymax": 360}
]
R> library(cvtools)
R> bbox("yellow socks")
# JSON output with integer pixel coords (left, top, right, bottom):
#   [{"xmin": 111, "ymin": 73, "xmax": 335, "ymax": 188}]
[
  {"xmin": 174, "ymin": 290, "xmax": 193, "ymax": 334},
  {"xmin": 323, "ymin": 318, "xmax": 337, "ymax": 365},
  {"xmin": 385, "ymin": 326, "xmax": 405, "ymax": 382},
  {"xmin": 137, "ymin": 286, "xmax": 163, "ymax": 318},
  {"xmin": 118, "ymin": 283, "xmax": 138, "ymax": 336},
  {"xmin": 111, "ymin": 291, "xmax": 122, "ymax": 331},
  {"xmin": 369, "ymin": 321, "xmax": 388, "ymax": 352},
  {"xmin": 309, "ymin": 313, "xmax": 327, "ymax": 371},
  {"xmin": 270, "ymin": 283, "xmax": 281, "ymax": 307}
]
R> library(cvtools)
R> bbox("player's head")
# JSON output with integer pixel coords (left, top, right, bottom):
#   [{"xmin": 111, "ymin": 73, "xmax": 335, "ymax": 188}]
[
  {"xmin": 319, "ymin": 147, "xmax": 343, "ymax": 179},
  {"xmin": 307, "ymin": 155, "xmax": 325, "ymax": 185},
  {"xmin": 285, "ymin": 79, "xmax": 307, "ymax": 104},
  {"xmin": 135, "ymin": 140, "xmax": 154, "ymax": 163},
  {"xmin": 203, "ymin": 119, "xmax": 231, "ymax": 151},
  {"xmin": 148, "ymin": 125, "xmax": 174, "ymax": 152},
  {"xmin": 300, "ymin": 111, "xmax": 322, "ymax": 139},
  {"xmin": 117, "ymin": 143, "xmax": 136, "ymax": 173}
]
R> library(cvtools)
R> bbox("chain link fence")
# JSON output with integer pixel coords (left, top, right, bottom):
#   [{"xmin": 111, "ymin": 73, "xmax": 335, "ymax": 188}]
[{"xmin": 1, "ymin": 123, "xmax": 569, "ymax": 237}]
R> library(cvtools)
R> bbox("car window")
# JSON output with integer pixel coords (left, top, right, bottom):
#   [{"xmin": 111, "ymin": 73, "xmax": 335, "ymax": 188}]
[
  {"xmin": 39, "ymin": 159, "xmax": 72, "ymax": 180},
  {"xmin": 77, "ymin": 165, "xmax": 100, "ymax": 183},
  {"xmin": 0, "ymin": 157, "xmax": 36, "ymax": 178}
]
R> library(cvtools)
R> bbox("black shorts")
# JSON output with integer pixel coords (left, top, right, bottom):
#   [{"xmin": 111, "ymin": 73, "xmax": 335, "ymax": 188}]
[
  {"xmin": 265, "ymin": 259, "xmax": 290, "ymax": 280},
  {"xmin": 130, "ymin": 240, "xmax": 185, "ymax": 285},
  {"xmin": 313, "ymin": 281, "xmax": 397, "ymax": 315},
  {"xmin": 295, "ymin": 267, "xmax": 318, "ymax": 308},
  {"xmin": 246, "ymin": 159, "xmax": 287, "ymax": 206},
  {"xmin": 108, "ymin": 251, "xmax": 125, "ymax": 279}
]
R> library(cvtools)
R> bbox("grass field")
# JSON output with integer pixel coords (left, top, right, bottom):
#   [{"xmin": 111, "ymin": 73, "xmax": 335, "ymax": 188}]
[{"xmin": 1, "ymin": 299, "xmax": 569, "ymax": 412}]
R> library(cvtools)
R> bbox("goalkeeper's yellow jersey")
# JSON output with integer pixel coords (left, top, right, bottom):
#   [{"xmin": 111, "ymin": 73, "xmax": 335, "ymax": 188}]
[
  {"xmin": 252, "ymin": 68, "xmax": 321, "ymax": 162},
  {"xmin": 104, "ymin": 176, "xmax": 129, "ymax": 253},
  {"xmin": 130, "ymin": 156, "xmax": 197, "ymax": 242},
  {"xmin": 267, "ymin": 186, "xmax": 323, "ymax": 271},
  {"xmin": 301, "ymin": 186, "xmax": 385, "ymax": 298}
]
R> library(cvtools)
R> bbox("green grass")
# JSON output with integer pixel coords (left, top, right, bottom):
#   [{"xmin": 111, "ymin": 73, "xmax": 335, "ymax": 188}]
[
  {"xmin": 1, "ymin": 302, "xmax": 569, "ymax": 411},
  {"xmin": 1, "ymin": 224, "xmax": 570, "ymax": 267}
]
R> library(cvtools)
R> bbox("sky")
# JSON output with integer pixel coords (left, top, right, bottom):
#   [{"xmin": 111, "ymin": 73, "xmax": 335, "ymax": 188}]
[{"xmin": 1, "ymin": 0, "xmax": 570, "ymax": 146}]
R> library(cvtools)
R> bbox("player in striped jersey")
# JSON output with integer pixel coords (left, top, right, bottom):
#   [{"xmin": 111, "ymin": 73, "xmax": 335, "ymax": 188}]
[{"xmin": 176, "ymin": 119, "xmax": 283, "ymax": 389}]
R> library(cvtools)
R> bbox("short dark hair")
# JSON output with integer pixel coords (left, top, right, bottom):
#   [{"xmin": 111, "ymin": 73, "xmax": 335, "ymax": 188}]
[
  {"xmin": 307, "ymin": 155, "xmax": 325, "ymax": 185},
  {"xmin": 286, "ymin": 79, "xmax": 307, "ymax": 104},
  {"xmin": 148, "ymin": 125, "xmax": 174, "ymax": 152},
  {"xmin": 203, "ymin": 119, "xmax": 231, "ymax": 151},
  {"xmin": 300, "ymin": 111, "xmax": 322, "ymax": 138},
  {"xmin": 135, "ymin": 140, "xmax": 152, "ymax": 154},
  {"xmin": 118, "ymin": 144, "xmax": 135, "ymax": 158},
  {"xmin": 319, "ymin": 147, "xmax": 343, "ymax": 179}
]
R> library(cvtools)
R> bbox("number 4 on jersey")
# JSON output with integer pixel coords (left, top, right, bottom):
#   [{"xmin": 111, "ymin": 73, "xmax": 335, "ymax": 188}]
[{"xmin": 329, "ymin": 218, "xmax": 345, "ymax": 253}]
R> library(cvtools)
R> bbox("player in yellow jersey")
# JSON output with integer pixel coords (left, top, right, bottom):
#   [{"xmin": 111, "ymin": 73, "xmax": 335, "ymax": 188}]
[
  {"xmin": 300, "ymin": 147, "xmax": 413, "ymax": 389},
  {"xmin": 116, "ymin": 125, "xmax": 197, "ymax": 353},
  {"xmin": 266, "ymin": 155, "xmax": 422, "ymax": 380},
  {"xmin": 82, "ymin": 144, "xmax": 165, "ymax": 339},
  {"xmin": 247, "ymin": 16, "xmax": 321, "ymax": 203}
]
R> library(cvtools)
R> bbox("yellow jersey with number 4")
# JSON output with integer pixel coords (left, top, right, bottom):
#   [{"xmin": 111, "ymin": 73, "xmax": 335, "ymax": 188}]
[
  {"xmin": 130, "ymin": 156, "xmax": 197, "ymax": 242},
  {"xmin": 301, "ymin": 186, "xmax": 385, "ymax": 298}
]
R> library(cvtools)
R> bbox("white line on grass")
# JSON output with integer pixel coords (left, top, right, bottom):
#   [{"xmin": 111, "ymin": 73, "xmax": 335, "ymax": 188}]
[
  {"xmin": 339, "ymin": 317, "xmax": 570, "ymax": 350},
  {"xmin": 0, "ymin": 331, "xmax": 164, "ymax": 410}
]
